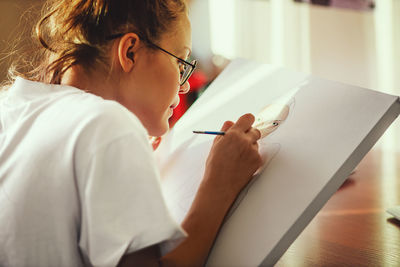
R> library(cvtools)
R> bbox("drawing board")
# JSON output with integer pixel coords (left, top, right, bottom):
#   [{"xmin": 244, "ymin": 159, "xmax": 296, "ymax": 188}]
[{"xmin": 155, "ymin": 59, "xmax": 400, "ymax": 266}]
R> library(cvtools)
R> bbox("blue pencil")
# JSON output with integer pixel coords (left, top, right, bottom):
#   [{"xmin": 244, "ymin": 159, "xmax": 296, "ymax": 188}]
[{"xmin": 192, "ymin": 131, "xmax": 225, "ymax": 135}]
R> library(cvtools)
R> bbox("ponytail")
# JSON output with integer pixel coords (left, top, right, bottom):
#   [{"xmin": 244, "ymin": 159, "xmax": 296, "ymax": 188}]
[{"xmin": 8, "ymin": 0, "xmax": 187, "ymax": 84}]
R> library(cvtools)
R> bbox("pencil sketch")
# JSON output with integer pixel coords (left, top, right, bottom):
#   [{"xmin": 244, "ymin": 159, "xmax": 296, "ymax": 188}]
[
  {"xmin": 223, "ymin": 97, "xmax": 296, "ymax": 221},
  {"xmin": 159, "ymin": 94, "xmax": 296, "ymax": 224},
  {"xmin": 253, "ymin": 97, "xmax": 295, "ymax": 138}
]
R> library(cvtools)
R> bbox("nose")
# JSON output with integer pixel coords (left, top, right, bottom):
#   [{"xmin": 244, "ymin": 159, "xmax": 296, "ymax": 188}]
[{"xmin": 179, "ymin": 81, "xmax": 190, "ymax": 94}]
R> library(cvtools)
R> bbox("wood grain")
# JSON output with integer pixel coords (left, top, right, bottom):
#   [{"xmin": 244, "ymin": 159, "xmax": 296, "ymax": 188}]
[{"xmin": 277, "ymin": 149, "xmax": 400, "ymax": 266}]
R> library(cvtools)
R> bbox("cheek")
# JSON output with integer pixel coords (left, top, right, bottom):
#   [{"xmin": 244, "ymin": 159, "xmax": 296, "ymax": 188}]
[
  {"xmin": 158, "ymin": 66, "xmax": 180, "ymax": 99},
  {"xmin": 142, "ymin": 54, "xmax": 179, "ymax": 88},
  {"xmin": 162, "ymin": 63, "xmax": 180, "ymax": 88},
  {"xmin": 142, "ymin": 56, "xmax": 181, "ymax": 110},
  {"xmin": 141, "ymin": 66, "xmax": 178, "ymax": 104}
]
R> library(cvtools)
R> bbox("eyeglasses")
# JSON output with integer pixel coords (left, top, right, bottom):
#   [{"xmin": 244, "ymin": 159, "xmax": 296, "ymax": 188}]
[{"xmin": 106, "ymin": 33, "xmax": 197, "ymax": 86}]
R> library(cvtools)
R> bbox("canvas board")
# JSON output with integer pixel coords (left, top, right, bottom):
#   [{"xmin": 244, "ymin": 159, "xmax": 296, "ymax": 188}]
[{"xmin": 155, "ymin": 59, "xmax": 400, "ymax": 266}]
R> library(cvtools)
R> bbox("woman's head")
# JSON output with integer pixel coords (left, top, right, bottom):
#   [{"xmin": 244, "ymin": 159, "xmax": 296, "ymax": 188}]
[
  {"xmin": 110, "ymin": 13, "xmax": 193, "ymax": 136},
  {"xmin": 33, "ymin": 0, "xmax": 188, "ymax": 83},
  {"xmin": 12, "ymin": 0, "xmax": 193, "ymax": 136}
]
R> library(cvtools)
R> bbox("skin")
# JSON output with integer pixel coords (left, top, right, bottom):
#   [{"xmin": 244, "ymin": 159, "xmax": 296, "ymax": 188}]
[
  {"xmin": 62, "ymin": 12, "xmax": 262, "ymax": 267},
  {"xmin": 63, "ymin": 16, "xmax": 191, "ymax": 137}
]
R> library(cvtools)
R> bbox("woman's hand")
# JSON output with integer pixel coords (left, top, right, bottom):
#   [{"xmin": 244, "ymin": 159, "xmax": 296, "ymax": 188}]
[
  {"xmin": 203, "ymin": 113, "xmax": 263, "ymax": 198},
  {"xmin": 160, "ymin": 113, "xmax": 263, "ymax": 267}
]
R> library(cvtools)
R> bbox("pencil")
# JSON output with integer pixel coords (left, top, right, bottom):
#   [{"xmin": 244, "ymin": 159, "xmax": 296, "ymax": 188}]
[{"xmin": 192, "ymin": 131, "xmax": 225, "ymax": 135}]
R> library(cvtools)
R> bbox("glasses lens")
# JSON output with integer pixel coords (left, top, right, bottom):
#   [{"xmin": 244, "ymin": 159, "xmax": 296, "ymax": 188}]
[
  {"xmin": 180, "ymin": 65, "xmax": 191, "ymax": 85},
  {"xmin": 180, "ymin": 60, "xmax": 197, "ymax": 86}
]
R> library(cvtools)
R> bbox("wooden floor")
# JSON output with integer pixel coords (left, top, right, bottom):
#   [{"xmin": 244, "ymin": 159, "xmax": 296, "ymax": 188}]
[{"xmin": 277, "ymin": 149, "xmax": 400, "ymax": 266}]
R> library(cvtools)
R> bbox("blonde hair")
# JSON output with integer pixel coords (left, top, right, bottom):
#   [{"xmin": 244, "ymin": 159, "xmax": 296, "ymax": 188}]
[{"xmin": 8, "ymin": 0, "xmax": 187, "ymax": 84}]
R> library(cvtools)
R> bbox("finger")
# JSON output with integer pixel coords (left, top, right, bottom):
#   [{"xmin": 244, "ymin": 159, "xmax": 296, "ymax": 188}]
[
  {"xmin": 247, "ymin": 127, "xmax": 261, "ymax": 143},
  {"xmin": 214, "ymin": 120, "xmax": 234, "ymax": 144},
  {"xmin": 251, "ymin": 140, "xmax": 259, "ymax": 150},
  {"xmin": 231, "ymin": 113, "xmax": 255, "ymax": 132},
  {"xmin": 220, "ymin": 120, "xmax": 234, "ymax": 132}
]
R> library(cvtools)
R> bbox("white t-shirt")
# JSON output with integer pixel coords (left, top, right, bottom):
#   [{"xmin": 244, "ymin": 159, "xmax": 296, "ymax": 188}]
[{"xmin": 0, "ymin": 78, "xmax": 185, "ymax": 267}]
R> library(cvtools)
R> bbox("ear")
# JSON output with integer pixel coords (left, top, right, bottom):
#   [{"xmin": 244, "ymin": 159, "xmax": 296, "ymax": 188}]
[{"xmin": 117, "ymin": 33, "xmax": 141, "ymax": 73}]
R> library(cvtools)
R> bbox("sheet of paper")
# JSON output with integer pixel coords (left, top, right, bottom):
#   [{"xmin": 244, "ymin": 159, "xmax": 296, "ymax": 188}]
[{"xmin": 155, "ymin": 59, "xmax": 400, "ymax": 266}]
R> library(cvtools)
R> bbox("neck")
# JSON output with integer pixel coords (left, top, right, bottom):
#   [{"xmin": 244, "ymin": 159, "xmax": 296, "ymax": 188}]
[{"xmin": 61, "ymin": 66, "xmax": 118, "ymax": 100}]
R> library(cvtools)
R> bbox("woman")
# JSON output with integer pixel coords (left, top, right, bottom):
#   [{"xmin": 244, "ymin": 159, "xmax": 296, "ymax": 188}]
[{"xmin": 0, "ymin": 0, "xmax": 262, "ymax": 266}]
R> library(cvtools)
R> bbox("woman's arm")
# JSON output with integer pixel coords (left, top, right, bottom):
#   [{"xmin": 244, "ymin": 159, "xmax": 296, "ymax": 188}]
[{"xmin": 119, "ymin": 114, "xmax": 262, "ymax": 267}]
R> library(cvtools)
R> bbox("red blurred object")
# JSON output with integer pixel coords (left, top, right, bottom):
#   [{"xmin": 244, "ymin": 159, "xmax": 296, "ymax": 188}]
[
  {"xmin": 187, "ymin": 70, "xmax": 208, "ymax": 92},
  {"xmin": 169, "ymin": 70, "xmax": 208, "ymax": 127}
]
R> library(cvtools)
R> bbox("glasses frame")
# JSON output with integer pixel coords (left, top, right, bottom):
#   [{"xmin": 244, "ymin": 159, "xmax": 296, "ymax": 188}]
[{"xmin": 106, "ymin": 33, "xmax": 197, "ymax": 86}]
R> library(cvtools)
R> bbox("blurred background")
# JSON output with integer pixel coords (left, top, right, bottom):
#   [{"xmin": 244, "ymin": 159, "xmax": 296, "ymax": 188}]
[
  {"xmin": 1, "ymin": 0, "xmax": 399, "ymax": 149},
  {"xmin": 190, "ymin": 0, "xmax": 400, "ymax": 154}
]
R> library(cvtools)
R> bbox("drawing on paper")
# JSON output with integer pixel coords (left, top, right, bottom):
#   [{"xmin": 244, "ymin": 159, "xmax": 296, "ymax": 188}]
[
  {"xmin": 223, "ymin": 97, "xmax": 296, "ymax": 222},
  {"xmin": 253, "ymin": 98, "xmax": 294, "ymax": 139},
  {"xmin": 160, "ymin": 87, "xmax": 299, "ymax": 224}
]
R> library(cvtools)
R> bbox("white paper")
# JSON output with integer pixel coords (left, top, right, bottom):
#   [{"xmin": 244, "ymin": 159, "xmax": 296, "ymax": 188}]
[{"xmin": 155, "ymin": 59, "xmax": 400, "ymax": 266}]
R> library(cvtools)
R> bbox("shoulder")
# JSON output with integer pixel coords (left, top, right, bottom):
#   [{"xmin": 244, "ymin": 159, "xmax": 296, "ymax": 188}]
[
  {"xmin": 19, "ymin": 79, "xmax": 152, "ymax": 156},
  {"xmin": 79, "ymin": 98, "xmax": 146, "ymax": 136},
  {"xmin": 9, "ymin": 78, "xmax": 152, "ymax": 159},
  {"xmin": 38, "ymin": 81, "xmax": 150, "ymax": 143},
  {"xmin": 15, "ymin": 77, "xmax": 146, "ymax": 134},
  {"xmin": 65, "ymin": 95, "xmax": 151, "ymax": 157}
]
